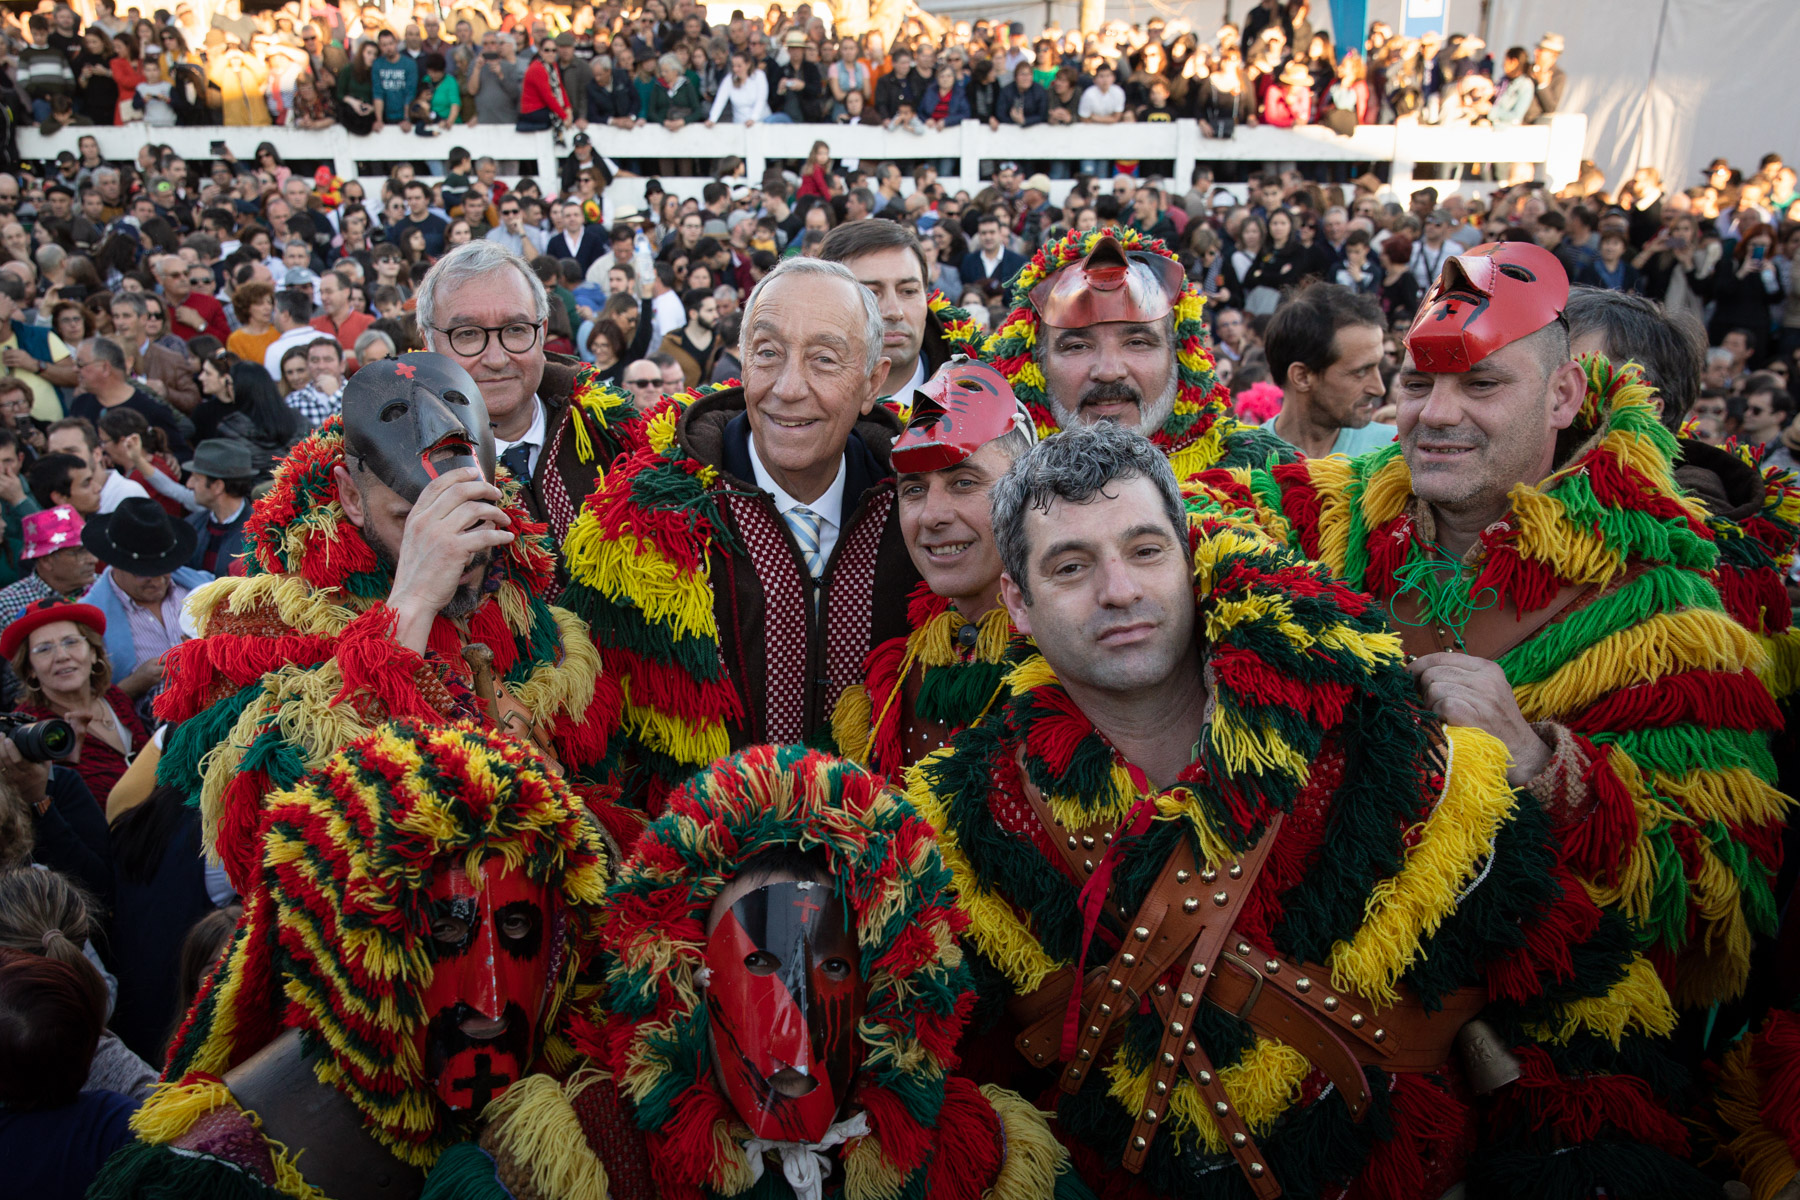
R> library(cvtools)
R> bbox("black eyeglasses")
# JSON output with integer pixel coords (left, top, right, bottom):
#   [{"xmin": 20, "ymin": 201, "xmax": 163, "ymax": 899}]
[
  {"xmin": 624, "ymin": 376, "xmax": 661, "ymax": 388},
  {"xmin": 435, "ymin": 322, "xmax": 541, "ymax": 356}
]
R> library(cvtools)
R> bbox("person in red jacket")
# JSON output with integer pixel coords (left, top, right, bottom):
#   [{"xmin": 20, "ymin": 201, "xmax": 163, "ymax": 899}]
[
  {"xmin": 152, "ymin": 255, "xmax": 230, "ymax": 344},
  {"xmin": 1262, "ymin": 59, "xmax": 1315, "ymax": 127},
  {"xmin": 517, "ymin": 34, "xmax": 570, "ymax": 132}
]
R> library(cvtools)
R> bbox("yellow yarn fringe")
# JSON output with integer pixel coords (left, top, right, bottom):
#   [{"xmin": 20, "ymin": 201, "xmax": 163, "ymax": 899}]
[
  {"xmin": 478, "ymin": 1071, "xmax": 612, "ymax": 1200},
  {"xmin": 643, "ymin": 404, "xmax": 681, "ymax": 455},
  {"xmin": 1668, "ymin": 836, "xmax": 1754, "ymax": 1008},
  {"xmin": 562, "ymin": 515, "xmax": 720, "ymax": 643},
  {"xmin": 510, "ymin": 605, "xmax": 604, "ymax": 723},
  {"xmin": 1303, "ymin": 455, "xmax": 1357, "ymax": 575},
  {"xmin": 1578, "ymin": 750, "xmax": 1683, "ymax": 925},
  {"xmin": 1328, "ymin": 727, "xmax": 1515, "ymax": 1007},
  {"xmin": 1715, "ymin": 1035, "xmax": 1800, "ymax": 1200},
  {"xmin": 1758, "ymin": 627, "xmax": 1800, "ymax": 701},
  {"xmin": 1526, "ymin": 954, "xmax": 1677, "ymax": 1047},
  {"xmin": 1512, "ymin": 608, "xmax": 1762, "ymax": 723},
  {"xmin": 906, "ymin": 753, "xmax": 1060, "ymax": 993},
  {"xmin": 130, "ymin": 1079, "xmax": 329, "ymax": 1200},
  {"xmin": 1509, "ymin": 489, "xmax": 1627, "ymax": 586},
  {"xmin": 982, "ymin": 1084, "xmax": 1069, "ymax": 1200},
  {"xmin": 841, "ymin": 1132, "xmax": 908, "ymax": 1200},
  {"xmin": 1106, "ymin": 1035, "xmax": 1310, "ymax": 1154},
  {"xmin": 831, "ymin": 683, "xmax": 874, "ymax": 765}
]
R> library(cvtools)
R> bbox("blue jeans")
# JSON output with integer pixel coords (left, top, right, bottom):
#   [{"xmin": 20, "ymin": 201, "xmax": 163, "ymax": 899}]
[
  {"xmin": 515, "ymin": 109, "xmax": 555, "ymax": 131},
  {"xmin": 763, "ymin": 112, "xmax": 795, "ymax": 123}
]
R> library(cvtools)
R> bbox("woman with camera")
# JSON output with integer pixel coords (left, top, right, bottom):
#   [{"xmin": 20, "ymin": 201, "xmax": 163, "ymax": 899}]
[{"xmin": 2, "ymin": 599, "xmax": 146, "ymax": 806}]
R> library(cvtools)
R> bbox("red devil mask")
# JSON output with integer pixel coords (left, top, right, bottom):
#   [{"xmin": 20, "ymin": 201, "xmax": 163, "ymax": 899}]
[
  {"xmin": 1027, "ymin": 235, "xmax": 1187, "ymax": 329},
  {"xmin": 416, "ymin": 857, "xmax": 558, "ymax": 1114},
  {"xmin": 1405, "ymin": 241, "xmax": 1569, "ymax": 374},
  {"xmin": 891, "ymin": 361, "xmax": 1035, "ymax": 474},
  {"xmin": 705, "ymin": 880, "xmax": 863, "ymax": 1144}
]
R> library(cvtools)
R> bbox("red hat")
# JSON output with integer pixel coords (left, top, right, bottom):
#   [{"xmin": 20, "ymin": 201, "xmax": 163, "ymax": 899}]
[
  {"xmin": 1026, "ymin": 234, "xmax": 1186, "ymax": 329},
  {"xmin": 892, "ymin": 361, "xmax": 1036, "ymax": 474},
  {"xmin": 1405, "ymin": 241, "xmax": 1569, "ymax": 373},
  {"xmin": 0, "ymin": 598, "xmax": 107, "ymax": 661}
]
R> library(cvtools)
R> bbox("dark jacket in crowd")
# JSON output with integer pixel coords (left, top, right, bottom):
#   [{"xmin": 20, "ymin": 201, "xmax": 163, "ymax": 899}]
[
  {"xmin": 999, "ymin": 79, "xmax": 1048, "ymax": 125},
  {"xmin": 587, "ymin": 70, "xmax": 641, "ymax": 121},
  {"xmin": 873, "ymin": 66, "xmax": 926, "ymax": 119}
]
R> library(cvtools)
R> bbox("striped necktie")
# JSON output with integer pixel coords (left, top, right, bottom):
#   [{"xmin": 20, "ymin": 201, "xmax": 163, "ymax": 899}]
[{"xmin": 784, "ymin": 504, "xmax": 825, "ymax": 578}]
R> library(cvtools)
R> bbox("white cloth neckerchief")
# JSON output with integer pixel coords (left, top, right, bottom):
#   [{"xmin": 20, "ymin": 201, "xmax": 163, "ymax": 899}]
[{"xmin": 741, "ymin": 1110, "xmax": 871, "ymax": 1200}]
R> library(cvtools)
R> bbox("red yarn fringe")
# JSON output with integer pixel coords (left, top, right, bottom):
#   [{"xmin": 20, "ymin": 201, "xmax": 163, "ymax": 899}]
[
  {"xmin": 923, "ymin": 1076, "xmax": 1004, "ymax": 1200},
  {"xmin": 1505, "ymin": 1044, "xmax": 1689, "ymax": 1155},
  {"xmin": 857, "ymin": 1083, "xmax": 933, "ymax": 1174},
  {"xmin": 1754, "ymin": 1009, "xmax": 1800, "ymax": 1153},
  {"xmin": 1346, "ymin": 1073, "xmax": 1469, "ymax": 1200}
]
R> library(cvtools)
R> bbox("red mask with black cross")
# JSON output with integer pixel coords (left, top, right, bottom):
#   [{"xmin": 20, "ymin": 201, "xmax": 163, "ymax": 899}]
[
  {"xmin": 704, "ymin": 880, "xmax": 864, "ymax": 1144},
  {"xmin": 415, "ymin": 857, "xmax": 559, "ymax": 1114}
]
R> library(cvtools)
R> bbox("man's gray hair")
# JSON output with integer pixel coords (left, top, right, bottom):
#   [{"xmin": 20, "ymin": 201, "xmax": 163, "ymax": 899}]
[
  {"xmin": 991, "ymin": 421, "xmax": 1185, "ymax": 604},
  {"xmin": 355, "ymin": 328, "xmax": 397, "ymax": 360},
  {"xmin": 34, "ymin": 244, "xmax": 66, "ymax": 272},
  {"xmin": 417, "ymin": 240, "xmax": 550, "ymax": 349},
  {"xmin": 110, "ymin": 291, "xmax": 148, "ymax": 317},
  {"xmin": 83, "ymin": 335, "xmax": 126, "ymax": 374},
  {"xmin": 739, "ymin": 257, "xmax": 885, "ymax": 375}
]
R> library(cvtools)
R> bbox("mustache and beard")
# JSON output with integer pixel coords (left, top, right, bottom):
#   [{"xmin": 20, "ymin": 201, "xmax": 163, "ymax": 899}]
[
  {"xmin": 1048, "ymin": 369, "xmax": 1181, "ymax": 435},
  {"xmin": 363, "ymin": 523, "xmax": 496, "ymax": 620}
]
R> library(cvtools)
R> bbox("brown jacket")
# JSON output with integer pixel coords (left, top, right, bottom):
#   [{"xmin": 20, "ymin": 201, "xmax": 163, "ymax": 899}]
[
  {"xmin": 657, "ymin": 329, "xmax": 720, "ymax": 391},
  {"xmin": 678, "ymin": 387, "xmax": 920, "ymax": 747},
  {"xmin": 133, "ymin": 340, "xmax": 201, "ymax": 416}
]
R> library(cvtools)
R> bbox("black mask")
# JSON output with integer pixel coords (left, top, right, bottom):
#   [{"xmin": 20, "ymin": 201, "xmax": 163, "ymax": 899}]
[{"xmin": 341, "ymin": 353, "xmax": 496, "ymax": 503}]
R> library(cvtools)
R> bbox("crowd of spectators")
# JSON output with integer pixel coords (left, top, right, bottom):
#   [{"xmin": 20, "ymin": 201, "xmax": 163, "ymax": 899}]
[{"xmin": 0, "ymin": 0, "xmax": 1576, "ymax": 143}]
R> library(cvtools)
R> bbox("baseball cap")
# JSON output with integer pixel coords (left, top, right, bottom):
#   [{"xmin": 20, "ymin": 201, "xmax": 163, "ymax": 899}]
[
  {"xmin": 555, "ymin": 31, "xmax": 575, "ymax": 47},
  {"xmin": 573, "ymin": 131, "xmax": 591, "ymax": 148}
]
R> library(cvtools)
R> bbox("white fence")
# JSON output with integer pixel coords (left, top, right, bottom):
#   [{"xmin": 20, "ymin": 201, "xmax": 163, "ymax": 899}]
[{"xmin": 19, "ymin": 113, "xmax": 1585, "ymax": 204}]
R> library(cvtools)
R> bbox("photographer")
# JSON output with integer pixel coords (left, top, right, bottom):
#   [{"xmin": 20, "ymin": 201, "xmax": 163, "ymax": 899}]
[{"xmin": 3, "ymin": 598, "xmax": 146, "ymax": 804}]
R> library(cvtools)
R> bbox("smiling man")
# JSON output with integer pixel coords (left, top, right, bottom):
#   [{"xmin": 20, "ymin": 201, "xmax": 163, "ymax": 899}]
[
  {"xmin": 1269, "ymin": 241, "xmax": 1791, "ymax": 1024},
  {"xmin": 562, "ymin": 257, "xmax": 922, "ymax": 800},
  {"xmin": 1261, "ymin": 283, "xmax": 1394, "ymax": 457},
  {"xmin": 820, "ymin": 221, "xmax": 980, "ymax": 401},
  {"xmin": 831, "ymin": 361, "xmax": 1035, "ymax": 781},
  {"xmin": 982, "ymin": 228, "xmax": 1291, "ymax": 481}
]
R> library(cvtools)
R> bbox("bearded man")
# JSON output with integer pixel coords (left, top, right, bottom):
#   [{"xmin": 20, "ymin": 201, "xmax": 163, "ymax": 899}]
[
  {"xmin": 831, "ymin": 361, "xmax": 1036, "ymax": 782},
  {"xmin": 593, "ymin": 743, "xmax": 1091, "ymax": 1200},
  {"xmin": 87, "ymin": 722, "xmax": 647, "ymax": 1200},
  {"xmin": 155, "ymin": 354, "xmax": 632, "ymax": 894},
  {"xmin": 912, "ymin": 422, "xmax": 1720, "ymax": 1199},
  {"xmin": 1258, "ymin": 242, "xmax": 1791, "ymax": 1015},
  {"xmin": 981, "ymin": 228, "xmax": 1290, "ymax": 479}
]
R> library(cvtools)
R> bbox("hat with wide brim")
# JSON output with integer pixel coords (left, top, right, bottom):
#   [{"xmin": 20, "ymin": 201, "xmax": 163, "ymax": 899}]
[
  {"xmin": 0, "ymin": 598, "xmax": 106, "ymax": 661},
  {"xmin": 1278, "ymin": 61, "xmax": 1312, "ymax": 86},
  {"xmin": 1536, "ymin": 32, "xmax": 1564, "ymax": 53},
  {"xmin": 81, "ymin": 496, "xmax": 198, "ymax": 577}
]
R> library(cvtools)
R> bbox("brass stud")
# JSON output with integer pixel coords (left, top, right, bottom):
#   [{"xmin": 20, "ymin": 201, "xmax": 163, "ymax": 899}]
[
  {"xmin": 1232, "ymin": 1132, "xmax": 1247, "ymax": 1148},
  {"xmin": 1033, "ymin": 1052, "xmax": 1044, "ymax": 1062},
  {"xmin": 1153, "ymin": 982, "xmax": 1169, "ymax": 997},
  {"xmin": 1265, "ymin": 959, "xmax": 1280, "ymax": 974},
  {"xmin": 1179, "ymin": 991, "xmax": 1195, "ymax": 1007},
  {"xmin": 1132, "ymin": 1136, "xmax": 1146, "ymax": 1150},
  {"xmin": 1134, "ymin": 926, "xmax": 1151, "ymax": 942},
  {"xmin": 1077, "ymin": 1048, "xmax": 1091, "ymax": 1061},
  {"xmin": 1175, "ymin": 868, "xmax": 1191, "ymax": 883},
  {"xmin": 1098, "ymin": 1003, "xmax": 1113, "ymax": 1017},
  {"xmin": 1088, "ymin": 1025, "xmax": 1101, "ymax": 1038},
  {"xmin": 1082, "ymin": 834, "xmax": 1095, "ymax": 849},
  {"xmin": 1183, "ymin": 897, "xmax": 1201, "ymax": 913},
  {"xmin": 1201, "ymin": 867, "xmax": 1218, "ymax": 883},
  {"xmin": 1169, "ymin": 1021, "xmax": 1185, "ymax": 1036},
  {"xmin": 1373, "ymin": 1029, "xmax": 1386, "ymax": 1044},
  {"xmin": 1323, "ymin": 996, "xmax": 1339, "ymax": 1011},
  {"xmin": 1067, "ymin": 835, "xmax": 1078, "ymax": 850},
  {"xmin": 1161, "ymin": 1052, "xmax": 1176, "ymax": 1066},
  {"xmin": 1082, "ymin": 859, "xmax": 1094, "ymax": 872},
  {"xmin": 1236, "ymin": 942, "xmax": 1251, "ymax": 956},
  {"xmin": 1198, "ymin": 1069, "xmax": 1213, "ymax": 1085},
  {"xmin": 1229, "ymin": 863, "xmax": 1243, "ymax": 880},
  {"xmin": 1121, "ymin": 952, "xmax": 1137, "ymax": 967},
  {"xmin": 1214, "ymin": 1101, "xmax": 1230, "ymax": 1116},
  {"xmin": 1109, "ymin": 978, "xmax": 1124, "ymax": 993},
  {"xmin": 1249, "ymin": 1163, "xmax": 1265, "ymax": 1179},
  {"xmin": 1295, "ymin": 977, "xmax": 1312, "ymax": 993},
  {"xmin": 1154, "ymin": 1080, "xmax": 1168, "ymax": 1096},
  {"xmin": 1102, "ymin": 831, "xmax": 1113, "ymax": 844},
  {"xmin": 1350, "ymin": 1013, "xmax": 1365, "ymax": 1029},
  {"xmin": 1191, "ymin": 962, "xmax": 1208, "ymax": 977},
  {"xmin": 1213, "ymin": 891, "xmax": 1230, "ymax": 906},
  {"xmin": 1069, "ymin": 1067, "xmax": 1082, "ymax": 1079},
  {"xmin": 1142, "ymin": 1108, "xmax": 1158, "ymax": 1123},
  {"xmin": 1185, "ymin": 1040, "xmax": 1197, "ymax": 1055}
]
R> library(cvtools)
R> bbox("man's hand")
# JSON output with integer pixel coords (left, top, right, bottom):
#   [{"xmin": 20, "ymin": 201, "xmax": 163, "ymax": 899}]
[
  {"xmin": 0, "ymin": 734, "xmax": 51, "ymax": 813},
  {"xmin": 0, "ymin": 347, "xmax": 39, "ymax": 371},
  {"xmin": 1409, "ymin": 652, "xmax": 1551, "ymax": 786},
  {"xmin": 119, "ymin": 656, "xmax": 165, "ymax": 698},
  {"xmin": 401, "ymin": 120, "xmax": 414, "ymax": 132},
  {"xmin": 0, "ymin": 468, "xmax": 23, "ymax": 506},
  {"xmin": 387, "ymin": 467, "xmax": 515, "ymax": 653},
  {"xmin": 175, "ymin": 303, "xmax": 206, "ymax": 330}
]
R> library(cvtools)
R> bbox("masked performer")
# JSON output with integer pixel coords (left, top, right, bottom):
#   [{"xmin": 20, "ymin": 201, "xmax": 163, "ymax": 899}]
[
  {"xmin": 86, "ymin": 721, "xmax": 639, "ymax": 1200},
  {"xmin": 830, "ymin": 360, "xmax": 1037, "ymax": 782},
  {"xmin": 1238, "ymin": 243, "xmax": 1791, "ymax": 1020},
  {"xmin": 590, "ymin": 742, "xmax": 1093, "ymax": 1200},
  {"xmin": 980, "ymin": 228, "xmax": 1291, "ymax": 479},
  {"xmin": 912, "ymin": 421, "xmax": 1718, "ymax": 1200},
  {"xmin": 156, "ymin": 355, "xmax": 639, "ymax": 892}
]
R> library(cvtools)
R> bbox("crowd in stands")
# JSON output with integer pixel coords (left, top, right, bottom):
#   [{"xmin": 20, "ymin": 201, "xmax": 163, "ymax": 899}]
[{"xmin": 0, "ymin": 0, "xmax": 1577, "ymax": 141}]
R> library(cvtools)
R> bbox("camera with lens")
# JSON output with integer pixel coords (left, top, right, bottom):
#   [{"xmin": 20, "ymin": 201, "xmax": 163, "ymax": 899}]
[{"xmin": 0, "ymin": 712, "xmax": 76, "ymax": 762}]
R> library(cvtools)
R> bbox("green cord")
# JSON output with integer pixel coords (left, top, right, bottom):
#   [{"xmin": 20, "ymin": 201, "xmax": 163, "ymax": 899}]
[{"xmin": 1389, "ymin": 549, "xmax": 1498, "ymax": 650}]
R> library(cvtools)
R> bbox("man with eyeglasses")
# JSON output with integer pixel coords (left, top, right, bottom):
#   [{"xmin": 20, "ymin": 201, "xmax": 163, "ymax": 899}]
[
  {"xmin": 136, "ymin": 294, "xmax": 189, "ymax": 356},
  {"xmin": 154, "ymin": 254, "xmax": 231, "ymax": 344},
  {"xmin": 106, "ymin": 293, "xmax": 201, "ymax": 417},
  {"xmin": 619, "ymin": 359, "xmax": 663, "ymax": 410},
  {"xmin": 416, "ymin": 241, "xmax": 643, "ymax": 546},
  {"xmin": 484, "ymin": 197, "xmax": 545, "ymax": 261}
]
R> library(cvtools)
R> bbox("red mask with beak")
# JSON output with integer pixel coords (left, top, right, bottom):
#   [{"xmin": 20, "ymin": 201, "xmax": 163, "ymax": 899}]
[
  {"xmin": 705, "ymin": 879, "xmax": 863, "ymax": 1144},
  {"xmin": 1405, "ymin": 241, "xmax": 1569, "ymax": 373},
  {"xmin": 1027, "ymin": 234, "xmax": 1186, "ymax": 329},
  {"xmin": 416, "ymin": 857, "xmax": 558, "ymax": 1114},
  {"xmin": 892, "ymin": 361, "xmax": 1035, "ymax": 474}
]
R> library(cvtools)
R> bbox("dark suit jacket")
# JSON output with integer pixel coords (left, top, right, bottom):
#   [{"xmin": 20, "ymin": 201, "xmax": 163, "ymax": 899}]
[
  {"xmin": 187, "ymin": 503, "xmax": 248, "ymax": 575},
  {"xmin": 1573, "ymin": 261, "xmax": 1643, "ymax": 292},
  {"xmin": 960, "ymin": 247, "xmax": 1028, "ymax": 296},
  {"xmin": 547, "ymin": 224, "xmax": 608, "ymax": 272}
]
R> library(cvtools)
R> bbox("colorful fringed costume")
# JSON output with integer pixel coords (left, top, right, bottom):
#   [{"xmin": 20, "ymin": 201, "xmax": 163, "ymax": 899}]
[
  {"xmin": 85, "ymin": 722, "xmax": 630, "ymax": 1200},
  {"xmin": 908, "ymin": 290, "xmax": 985, "ymax": 394},
  {"xmin": 909, "ymin": 504, "xmax": 1715, "ymax": 1199},
  {"xmin": 588, "ymin": 742, "xmax": 1095, "ymax": 1200},
  {"xmin": 154, "ymin": 378, "xmax": 641, "ymax": 892},
  {"xmin": 1691, "ymin": 443, "xmax": 1800, "ymax": 703},
  {"xmin": 978, "ymin": 226, "xmax": 1293, "ymax": 478},
  {"xmin": 1246, "ymin": 357, "xmax": 1793, "ymax": 1013},
  {"xmin": 558, "ymin": 384, "xmax": 920, "ymax": 801},
  {"xmin": 1715, "ymin": 1002, "xmax": 1800, "ymax": 1200}
]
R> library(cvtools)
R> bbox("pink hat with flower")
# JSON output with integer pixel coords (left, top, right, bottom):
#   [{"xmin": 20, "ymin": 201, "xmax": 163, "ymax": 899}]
[{"xmin": 22, "ymin": 506, "xmax": 85, "ymax": 561}]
